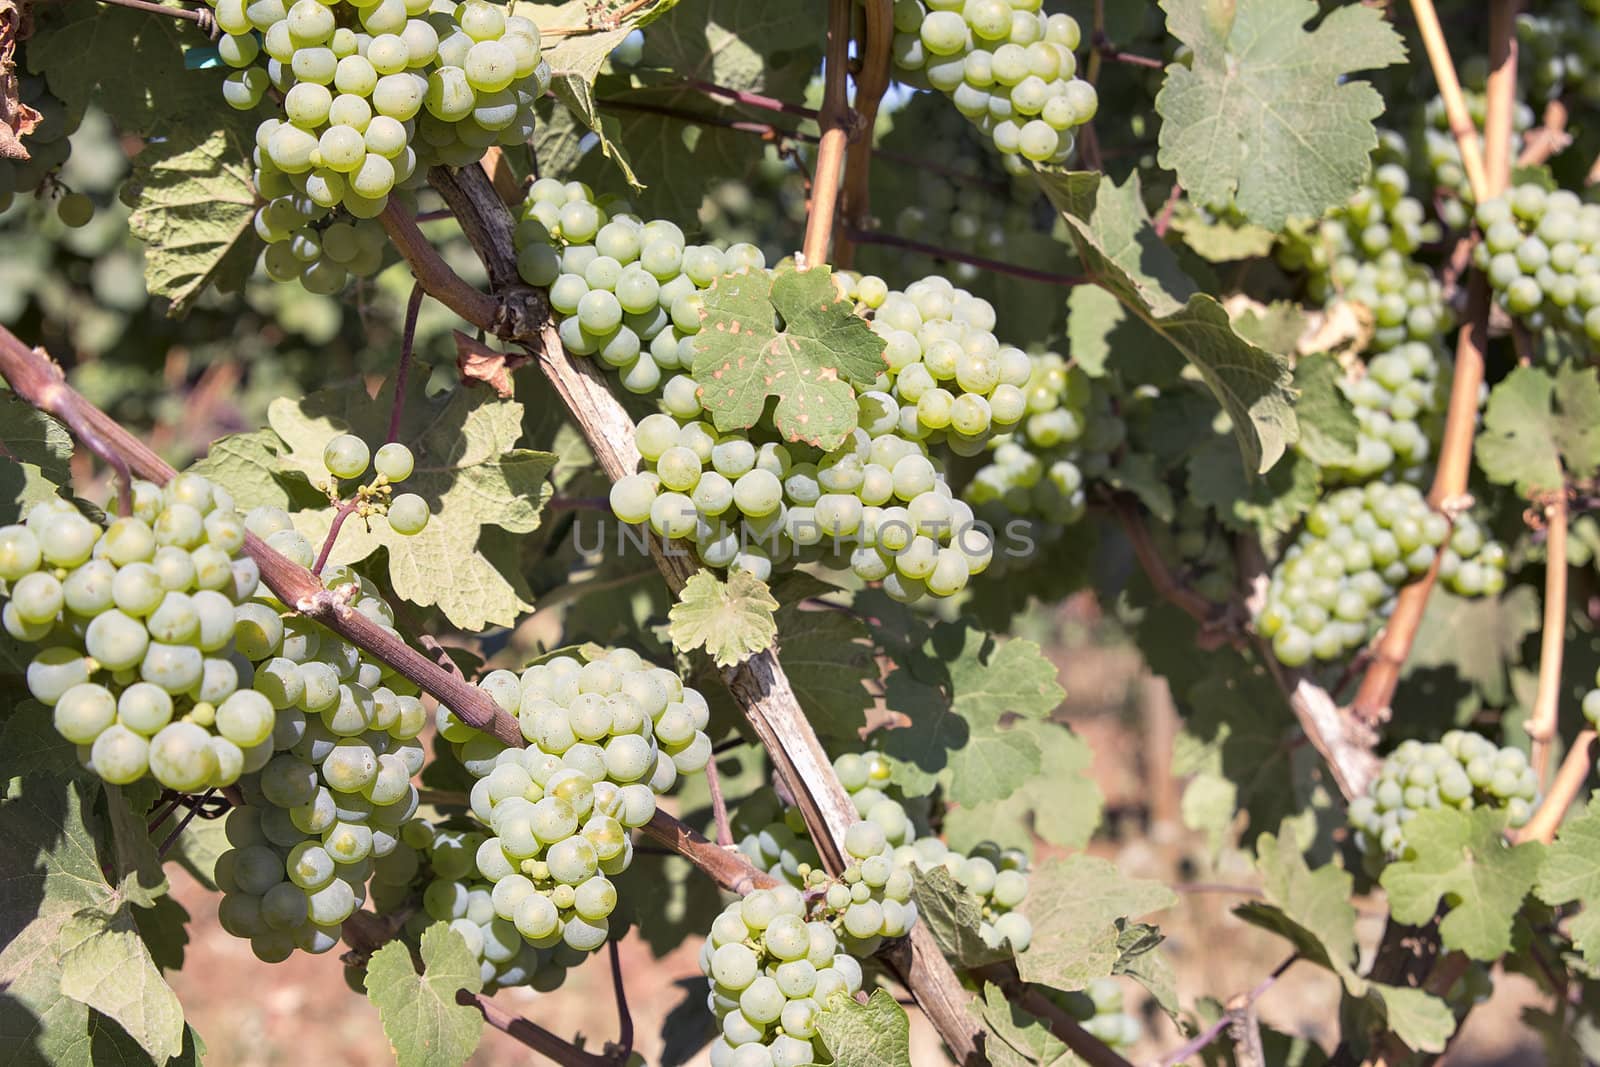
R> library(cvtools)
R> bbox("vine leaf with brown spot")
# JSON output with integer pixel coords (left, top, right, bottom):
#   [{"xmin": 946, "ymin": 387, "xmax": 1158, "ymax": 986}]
[{"xmin": 690, "ymin": 265, "xmax": 886, "ymax": 450}]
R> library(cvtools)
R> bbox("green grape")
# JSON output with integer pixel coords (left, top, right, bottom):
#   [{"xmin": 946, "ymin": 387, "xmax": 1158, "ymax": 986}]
[
  {"xmin": 323, "ymin": 434, "xmax": 371, "ymax": 480},
  {"xmin": 387, "ymin": 494, "xmax": 430, "ymax": 536},
  {"xmin": 374, "ymin": 443, "xmax": 415, "ymax": 483},
  {"xmin": 149, "ymin": 722, "xmax": 219, "ymax": 791}
]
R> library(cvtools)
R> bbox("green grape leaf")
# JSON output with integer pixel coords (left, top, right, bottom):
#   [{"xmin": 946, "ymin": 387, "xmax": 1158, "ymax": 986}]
[
  {"xmin": 1380, "ymin": 807, "xmax": 1545, "ymax": 961},
  {"xmin": 1290, "ymin": 354, "xmax": 1360, "ymax": 467},
  {"xmin": 974, "ymin": 983, "xmax": 1079, "ymax": 1067},
  {"xmin": 815, "ymin": 988, "xmax": 912, "ymax": 1067},
  {"xmin": 26, "ymin": 0, "xmax": 218, "ymax": 134},
  {"xmin": 1155, "ymin": 0, "xmax": 1407, "ymax": 230},
  {"xmin": 770, "ymin": 575, "xmax": 873, "ymax": 739},
  {"xmin": 1016, "ymin": 855, "xmax": 1176, "ymax": 990},
  {"xmin": 123, "ymin": 116, "xmax": 261, "ymax": 316},
  {"xmin": 0, "ymin": 699, "xmax": 85, "ymax": 780},
  {"xmin": 0, "ymin": 392, "xmax": 72, "ymax": 484},
  {"xmin": 58, "ymin": 909, "xmax": 186, "ymax": 1063},
  {"xmin": 0, "ymin": 776, "xmax": 183, "ymax": 1066},
  {"xmin": 1475, "ymin": 364, "xmax": 1600, "ymax": 496},
  {"xmin": 690, "ymin": 265, "xmax": 887, "ymax": 450},
  {"xmin": 1172, "ymin": 664, "xmax": 1303, "ymax": 841},
  {"xmin": 272, "ymin": 375, "xmax": 555, "ymax": 631},
  {"xmin": 1404, "ymin": 587, "xmax": 1541, "ymax": 707},
  {"xmin": 1038, "ymin": 171, "xmax": 1297, "ymax": 474},
  {"xmin": 1115, "ymin": 929, "xmax": 1180, "ymax": 1020},
  {"xmin": 188, "ymin": 429, "xmax": 293, "ymax": 511},
  {"xmin": 132, "ymin": 895, "xmax": 191, "ymax": 973},
  {"xmin": 1169, "ymin": 202, "xmax": 1279, "ymax": 262},
  {"xmin": 667, "ymin": 568, "xmax": 779, "ymax": 667},
  {"xmin": 1534, "ymin": 792, "xmax": 1600, "ymax": 967},
  {"xmin": 365, "ymin": 922, "xmax": 484, "ymax": 1067},
  {"xmin": 1233, "ymin": 301, "xmax": 1312, "ymax": 358},
  {"xmin": 1363, "ymin": 983, "xmax": 1455, "ymax": 1055},
  {"xmin": 1236, "ymin": 826, "xmax": 1362, "ymax": 983},
  {"xmin": 546, "ymin": 74, "xmax": 641, "ymax": 190},
  {"xmin": 1188, "ymin": 435, "xmax": 1319, "ymax": 545},
  {"xmin": 912, "ymin": 866, "xmax": 1012, "ymax": 968},
  {"xmin": 880, "ymin": 624, "xmax": 1065, "ymax": 805},
  {"xmin": 1065, "ymin": 285, "xmax": 1183, "ymax": 386},
  {"xmin": 940, "ymin": 720, "xmax": 1103, "ymax": 859}
]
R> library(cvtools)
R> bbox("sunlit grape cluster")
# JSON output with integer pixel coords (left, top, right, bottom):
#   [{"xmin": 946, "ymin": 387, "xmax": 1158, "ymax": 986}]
[
  {"xmin": 1, "ymin": 477, "xmax": 283, "ymax": 791},
  {"xmin": 212, "ymin": 0, "xmax": 551, "ymax": 287},
  {"xmin": 1348, "ymin": 731, "xmax": 1538, "ymax": 861},
  {"xmin": 399, "ymin": 820, "xmax": 596, "ymax": 991},
  {"xmin": 211, "ymin": 566, "xmax": 430, "ymax": 962},
  {"xmin": 1329, "ymin": 341, "xmax": 1449, "ymax": 483},
  {"xmin": 886, "ymin": 0, "xmax": 1096, "ymax": 164},
  {"xmin": 1256, "ymin": 483, "xmax": 1452, "ymax": 667},
  {"xmin": 322, "ymin": 433, "xmax": 431, "ymax": 536},
  {"xmin": 1279, "ymin": 165, "xmax": 1451, "ymax": 352},
  {"xmin": 737, "ymin": 751, "xmax": 1032, "ymax": 957},
  {"xmin": 434, "ymin": 648, "xmax": 712, "ymax": 958},
  {"xmin": 699, "ymin": 885, "xmax": 867, "ymax": 1067},
  {"xmin": 514, "ymin": 177, "xmax": 765, "ymax": 396},
  {"xmin": 0, "ymin": 75, "xmax": 91, "ymax": 225},
  {"xmin": 1472, "ymin": 185, "xmax": 1600, "ymax": 343},
  {"xmin": 1434, "ymin": 513, "xmax": 1508, "ymax": 598}
]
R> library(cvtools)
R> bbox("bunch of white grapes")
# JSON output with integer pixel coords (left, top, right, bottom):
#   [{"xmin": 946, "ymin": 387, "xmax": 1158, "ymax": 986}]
[
  {"xmin": 1434, "ymin": 513, "xmax": 1508, "ymax": 598},
  {"xmin": 214, "ymin": 0, "xmax": 550, "ymax": 285},
  {"xmin": 1256, "ymin": 483, "xmax": 1452, "ymax": 667},
  {"xmin": 254, "ymin": 164, "xmax": 394, "ymax": 294},
  {"xmin": 402, "ymin": 821, "xmax": 596, "ymax": 991},
  {"xmin": 1517, "ymin": 6, "xmax": 1600, "ymax": 106},
  {"xmin": 1279, "ymin": 165, "xmax": 1452, "ymax": 353},
  {"xmin": 0, "ymin": 75, "xmax": 91, "ymax": 225},
  {"xmin": 885, "ymin": 0, "xmax": 1096, "ymax": 164},
  {"xmin": 514, "ymin": 177, "xmax": 766, "ymax": 397},
  {"xmin": 1348, "ymin": 731, "xmax": 1538, "ymax": 860},
  {"xmin": 1047, "ymin": 978, "xmax": 1144, "ymax": 1051},
  {"xmin": 1329, "ymin": 341, "xmax": 1448, "ymax": 483},
  {"xmin": 698, "ymin": 885, "xmax": 867, "ymax": 1067},
  {"xmin": 1396, "ymin": 93, "xmax": 1531, "ymax": 219},
  {"xmin": 1, "ymin": 476, "xmax": 290, "ymax": 792},
  {"xmin": 430, "ymin": 648, "xmax": 713, "ymax": 959},
  {"xmin": 1471, "ymin": 184, "xmax": 1600, "ymax": 343},
  {"xmin": 610, "ymin": 403, "xmax": 994, "ymax": 602}
]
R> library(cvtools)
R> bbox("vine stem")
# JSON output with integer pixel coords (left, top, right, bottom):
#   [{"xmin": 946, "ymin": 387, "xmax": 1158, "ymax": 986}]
[
  {"xmin": 312, "ymin": 499, "xmax": 361, "ymax": 576},
  {"xmin": 1528, "ymin": 490, "xmax": 1569, "ymax": 785},
  {"xmin": 386, "ymin": 283, "xmax": 424, "ymax": 444},
  {"xmin": 1154, "ymin": 955, "xmax": 1297, "ymax": 1067},
  {"xmin": 420, "ymin": 161, "xmax": 992, "ymax": 1065},
  {"xmin": 0, "ymin": 325, "xmax": 527, "ymax": 750},
  {"xmin": 460, "ymin": 991, "xmax": 618, "ymax": 1067},
  {"xmin": 95, "ymin": 0, "xmax": 214, "ymax": 30},
  {"xmin": 607, "ymin": 941, "xmax": 633, "ymax": 1060},
  {"xmin": 1111, "ymin": 496, "xmax": 1215, "ymax": 624},
  {"xmin": 972, "ymin": 963, "xmax": 1136, "ymax": 1067},
  {"xmin": 1349, "ymin": 0, "xmax": 1517, "ymax": 724},
  {"xmin": 704, "ymin": 757, "xmax": 734, "ymax": 848},
  {"xmin": 1513, "ymin": 730, "xmax": 1596, "ymax": 845},
  {"xmin": 1406, "ymin": 0, "xmax": 1491, "ymax": 203},
  {"xmin": 838, "ymin": 0, "xmax": 895, "ymax": 257},
  {"xmin": 842, "ymin": 226, "xmax": 1088, "ymax": 287},
  {"xmin": 802, "ymin": 0, "xmax": 854, "ymax": 267},
  {"xmin": 685, "ymin": 79, "xmax": 819, "ymax": 120}
]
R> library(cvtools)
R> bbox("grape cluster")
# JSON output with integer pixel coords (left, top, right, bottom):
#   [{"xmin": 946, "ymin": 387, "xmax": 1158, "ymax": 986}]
[
  {"xmin": 210, "ymin": 566, "xmax": 432, "ymax": 962},
  {"xmin": 1256, "ymin": 483, "xmax": 1452, "ymax": 667},
  {"xmin": 886, "ymin": 0, "xmax": 1096, "ymax": 164},
  {"xmin": 254, "ymin": 169, "xmax": 392, "ymax": 295},
  {"xmin": 737, "ymin": 751, "xmax": 1032, "ymax": 956},
  {"xmin": 513, "ymin": 177, "xmax": 766, "ymax": 396},
  {"xmin": 1434, "ymin": 513, "xmax": 1508, "ymax": 598},
  {"xmin": 1403, "ymin": 93, "xmax": 1532, "ymax": 216},
  {"xmin": 434, "ymin": 648, "xmax": 713, "ymax": 959},
  {"xmin": 212, "ymin": 0, "xmax": 551, "ymax": 286},
  {"xmin": 0, "ymin": 75, "xmax": 89, "ymax": 224},
  {"xmin": 1142, "ymin": 500, "xmax": 1237, "ymax": 606},
  {"xmin": 1329, "ymin": 341, "xmax": 1449, "ymax": 483},
  {"xmin": 1279, "ymin": 165, "xmax": 1451, "ymax": 353},
  {"xmin": 698, "ymin": 886, "xmax": 867, "ymax": 1067},
  {"xmin": 401, "ymin": 820, "xmax": 594, "ymax": 991},
  {"xmin": 1517, "ymin": 6, "xmax": 1600, "ymax": 106},
  {"xmin": 0, "ymin": 477, "xmax": 287, "ymax": 791},
  {"xmin": 1347, "ymin": 731, "xmax": 1538, "ymax": 861},
  {"xmin": 1471, "ymin": 185, "xmax": 1600, "ymax": 342},
  {"xmin": 1044, "ymin": 979, "xmax": 1143, "ymax": 1051},
  {"xmin": 321, "ymin": 434, "xmax": 431, "ymax": 536}
]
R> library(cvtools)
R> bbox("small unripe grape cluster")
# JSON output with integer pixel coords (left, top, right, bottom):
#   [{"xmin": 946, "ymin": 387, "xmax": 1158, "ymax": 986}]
[
  {"xmin": 1517, "ymin": 8, "xmax": 1600, "ymax": 107},
  {"xmin": 321, "ymin": 433, "xmax": 430, "ymax": 536},
  {"xmin": 1, "ymin": 477, "xmax": 285, "ymax": 792},
  {"xmin": 1279, "ymin": 165, "xmax": 1452, "ymax": 353},
  {"xmin": 1348, "ymin": 731, "xmax": 1538, "ymax": 861},
  {"xmin": 513, "ymin": 177, "xmax": 766, "ymax": 397},
  {"xmin": 885, "ymin": 0, "xmax": 1097, "ymax": 164},
  {"xmin": 432, "ymin": 648, "xmax": 713, "ymax": 959},
  {"xmin": 1328, "ymin": 341, "xmax": 1449, "ymax": 483},
  {"xmin": 738, "ymin": 751, "xmax": 1032, "ymax": 956},
  {"xmin": 210, "ymin": 564, "xmax": 431, "ymax": 962},
  {"xmin": 1471, "ymin": 185, "xmax": 1600, "ymax": 343},
  {"xmin": 1145, "ymin": 500, "xmax": 1238, "ymax": 606},
  {"xmin": 401, "ymin": 820, "xmax": 597, "ymax": 991},
  {"xmin": 1043, "ymin": 979, "xmax": 1143, "ymax": 1051},
  {"xmin": 0, "ymin": 76, "xmax": 82, "ymax": 215},
  {"xmin": 802, "ymin": 819, "xmax": 920, "ymax": 954},
  {"xmin": 698, "ymin": 885, "xmax": 867, "ymax": 1067},
  {"xmin": 1256, "ymin": 483, "xmax": 1453, "ymax": 667}
]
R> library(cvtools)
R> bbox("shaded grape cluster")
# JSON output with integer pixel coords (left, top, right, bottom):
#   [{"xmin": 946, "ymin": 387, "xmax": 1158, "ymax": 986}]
[
  {"xmin": 211, "ymin": 564, "xmax": 429, "ymax": 962},
  {"xmin": 885, "ymin": 0, "xmax": 1096, "ymax": 164},
  {"xmin": 1043, "ymin": 979, "xmax": 1144, "ymax": 1051},
  {"xmin": 1517, "ymin": 6, "xmax": 1600, "ymax": 106},
  {"xmin": 434, "ymin": 648, "xmax": 712, "ymax": 959},
  {"xmin": 514, "ymin": 177, "xmax": 765, "ymax": 396},
  {"xmin": 1472, "ymin": 184, "xmax": 1600, "ymax": 343},
  {"xmin": 0, "ymin": 75, "xmax": 90, "ymax": 225},
  {"xmin": 2, "ymin": 476, "xmax": 281, "ymax": 791},
  {"xmin": 698, "ymin": 885, "xmax": 867, "ymax": 1067},
  {"xmin": 1348, "ymin": 731, "xmax": 1538, "ymax": 861},
  {"xmin": 1329, "ymin": 341, "xmax": 1449, "ymax": 483},
  {"xmin": 1143, "ymin": 500, "xmax": 1238, "ymax": 606}
]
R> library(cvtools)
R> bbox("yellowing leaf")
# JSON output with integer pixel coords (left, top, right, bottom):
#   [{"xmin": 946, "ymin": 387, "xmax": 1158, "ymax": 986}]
[
  {"xmin": 365, "ymin": 923, "xmax": 484, "ymax": 1067},
  {"xmin": 667, "ymin": 568, "xmax": 778, "ymax": 667}
]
